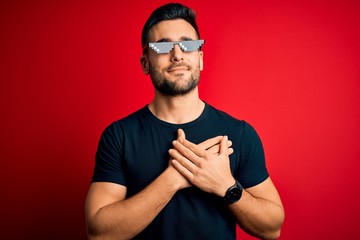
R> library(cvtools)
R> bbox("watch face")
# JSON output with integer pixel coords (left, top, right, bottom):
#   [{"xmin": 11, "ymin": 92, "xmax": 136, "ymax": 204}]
[
  {"xmin": 224, "ymin": 181, "xmax": 243, "ymax": 204},
  {"xmin": 229, "ymin": 187, "xmax": 242, "ymax": 201}
]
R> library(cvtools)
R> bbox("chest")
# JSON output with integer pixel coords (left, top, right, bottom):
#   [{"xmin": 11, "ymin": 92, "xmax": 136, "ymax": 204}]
[{"xmin": 121, "ymin": 126, "xmax": 240, "ymax": 197}]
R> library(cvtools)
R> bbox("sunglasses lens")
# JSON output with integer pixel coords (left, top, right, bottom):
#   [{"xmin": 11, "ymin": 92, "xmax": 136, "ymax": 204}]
[
  {"xmin": 179, "ymin": 40, "xmax": 204, "ymax": 52},
  {"xmin": 149, "ymin": 42, "xmax": 174, "ymax": 54},
  {"xmin": 148, "ymin": 40, "xmax": 204, "ymax": 54}
]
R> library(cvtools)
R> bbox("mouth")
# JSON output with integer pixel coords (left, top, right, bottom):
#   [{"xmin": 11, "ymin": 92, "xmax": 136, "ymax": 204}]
[{"xmin": 167, "ymin": 65, "xmax": 189, "ymax": 73}]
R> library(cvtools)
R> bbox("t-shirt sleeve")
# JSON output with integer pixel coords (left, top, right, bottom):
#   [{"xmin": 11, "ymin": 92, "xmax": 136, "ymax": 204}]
[
  {"xmin": 91, "ymin": 122, "xmax": 126, "ymax": 185},
  {"xmin": 235, "ymin": 122, "xmax": 269, "ymax": 188}
]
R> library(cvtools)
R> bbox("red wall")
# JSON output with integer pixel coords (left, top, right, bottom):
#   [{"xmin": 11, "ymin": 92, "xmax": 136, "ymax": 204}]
[{"xmin": 1, "ymin": 1, "xmax": 359, "ymax": 239}]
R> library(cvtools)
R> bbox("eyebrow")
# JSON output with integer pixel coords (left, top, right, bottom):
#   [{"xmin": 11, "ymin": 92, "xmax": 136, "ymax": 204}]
[{"xmin": 155, "ymin": 36, "xmax": 194, "ymax": 43}]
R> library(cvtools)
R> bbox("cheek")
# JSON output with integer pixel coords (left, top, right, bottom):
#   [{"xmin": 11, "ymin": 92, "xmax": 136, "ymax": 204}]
[
  {"xmin": 150, "ymin": 56, "xmax": 168, "ymax": 70},
  {"xmin": 198, "ymin": 52, "xmax": 204, "ymax": 71},
  {"xmin": 189, "ymin": 57, "xmax": 202, "ymax": 71}
]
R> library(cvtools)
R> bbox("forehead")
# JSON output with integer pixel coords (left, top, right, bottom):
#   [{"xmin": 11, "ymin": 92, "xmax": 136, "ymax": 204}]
[{"xmin": 148, "ymin": 19, "xmax": 198, "ymax": 42}]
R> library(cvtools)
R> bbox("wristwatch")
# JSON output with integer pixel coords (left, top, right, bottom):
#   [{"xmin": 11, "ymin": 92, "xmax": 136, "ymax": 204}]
[{"xmin": 223, "ymin": 180, "xmax": 243, "ymax": 205}]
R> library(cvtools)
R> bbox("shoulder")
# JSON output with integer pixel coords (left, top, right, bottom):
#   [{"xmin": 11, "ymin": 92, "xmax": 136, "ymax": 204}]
[
  {"xmin": 103, "ymin": 106, "xmax": 149, "ymax": 133},
  {"xmin": 206, "ymin": 104, "xmax": 243, "ymax": 123},
  {"xmin": 205, "ymin": 103, "xmax": 261, "ymax": 140},
  {"xmin": 96, "ymin": 106, "xmax": 149, "ymax": 147},
  {"xmin": 205, "ymin": 103, "xmax": 251, "ymax": 130}
]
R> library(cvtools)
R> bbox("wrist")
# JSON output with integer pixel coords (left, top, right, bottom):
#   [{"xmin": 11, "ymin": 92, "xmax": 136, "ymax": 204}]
[
  {"xmin": 164, "ymin": 166, "xmax": 190, "ymax": 191},
  {"xmin": 222, "ymin": 180, "xmax": 243, "ymax": 205},
  {"xmin": 219, "ymin": 177, "xmax": 237, "ymax": 197}
]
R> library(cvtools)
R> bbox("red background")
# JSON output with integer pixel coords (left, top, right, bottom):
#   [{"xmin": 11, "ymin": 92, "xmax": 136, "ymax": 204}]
[{"xmin": 1, "ymin": 0, "xmax": 359, "ymax": 239}]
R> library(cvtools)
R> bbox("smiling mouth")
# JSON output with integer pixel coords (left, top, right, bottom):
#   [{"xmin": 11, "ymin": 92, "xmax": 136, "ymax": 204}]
[{"xmin": 168, "ymin": 66, "xmax": 188, "ymax": 72}]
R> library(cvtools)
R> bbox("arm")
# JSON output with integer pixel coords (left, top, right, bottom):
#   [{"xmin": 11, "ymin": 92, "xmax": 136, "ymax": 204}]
[
  {"xmin": 85, "ymin": 132, "xmax": 232, "ymax": 240},
  {"xmin": 170, "ymin": 129, "xmax": 284, "ymax": 240},
  {"xmin": 85, "ymin": 166, "xmax": 185, "ymax": 240},
  {"xmin": 228, "ymin": 178, "xmax": 284, "ymax": 240}
]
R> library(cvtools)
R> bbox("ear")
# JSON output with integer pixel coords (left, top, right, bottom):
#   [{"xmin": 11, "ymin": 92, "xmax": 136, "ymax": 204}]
[
  {"xmin": 199, "ymin": 51, "xmax": 204, "ymax": 71},
  {"xmin": 140, "ymin": 55, "xmax": 150, "ymax": 75}
]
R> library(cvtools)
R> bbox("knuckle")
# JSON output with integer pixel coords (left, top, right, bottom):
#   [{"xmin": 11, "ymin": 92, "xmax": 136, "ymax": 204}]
[
  {"xmin": 203, "ymin": 152, "xmax": 211, "ymax": 160},
  {"xmin": 192, "ymin": 168, "xmax": 200, "ymax": 176}
]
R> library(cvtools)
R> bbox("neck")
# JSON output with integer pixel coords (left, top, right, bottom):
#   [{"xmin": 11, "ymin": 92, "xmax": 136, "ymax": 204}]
[{"xmin": 148, "ymin": 88, "xmax": 205, "ymax": 124}]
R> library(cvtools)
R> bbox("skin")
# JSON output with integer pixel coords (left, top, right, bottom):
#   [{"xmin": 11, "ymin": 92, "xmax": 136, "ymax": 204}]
[{"xmin": 86, "ymin": 19, "xmax": 284, "ymax": 240}]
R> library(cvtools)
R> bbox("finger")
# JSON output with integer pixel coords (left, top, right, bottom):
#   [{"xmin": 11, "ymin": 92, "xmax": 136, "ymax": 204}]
[
  {"xmin": 171, "ymin": 159, "xmax": 194, "ymax": 181},
  {"xmin": 228, "ymin": 140, "xmax": 232, "ymax": 148},
  {"xmin": 205, "ymin": 140, "xmax": 232, "ymax": 154},
  {"xmin": 219, "ymin": 135, "xmax": 228, "ymax": 156},
  {"xmin": 207, "ymin": 146, "xmax": 234, "ymax": 155},
  {"xmin": 197, "ymin": 136, "xmax": 223, "ymax": 150},
  {"xmin": 226, "ymin": 139, "xmax": 233, "ymax": 155},
  {"xmin": 207, "ymin": 144, "xmax": 220, "ymax": 154},
  {"xmin": 177, "ymin": 128, "xmax": 186, "ymax": 143},
  {"xmin": 178, "ymin": 138, "xmax": 207, "ymax": 159},
  {"xmin": 169, "ymin": 148, "xmax": 198, "ymax": 172}
]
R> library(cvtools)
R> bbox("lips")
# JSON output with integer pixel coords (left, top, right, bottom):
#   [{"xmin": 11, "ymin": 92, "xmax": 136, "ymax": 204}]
[
  {"xmin": 167, "ymin": 64, "xmax": 189, "ymax": 72},
  {"xmin": 168, "ymin": 67, "xmax": 188, "ymax": 72}
]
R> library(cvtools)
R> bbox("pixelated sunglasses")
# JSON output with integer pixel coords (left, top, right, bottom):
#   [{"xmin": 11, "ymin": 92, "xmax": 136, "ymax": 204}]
[{"xmin": 145, "ymin": 40, "xmax": 204, "ymax": 54}]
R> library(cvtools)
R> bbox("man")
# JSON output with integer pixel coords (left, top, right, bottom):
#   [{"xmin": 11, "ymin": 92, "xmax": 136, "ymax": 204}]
[{"xmin": 85, "ymin": 3, "xmax": 284, "ymax": 240}]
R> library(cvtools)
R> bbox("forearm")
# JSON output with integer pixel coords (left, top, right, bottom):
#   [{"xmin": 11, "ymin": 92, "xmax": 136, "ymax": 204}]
[
  {"xmin": 87, "ymin": 168, "xmax": 181, "ymax": 240},
  {"xmin": 229, "ymin": 190, "xmax": 285, "ymax": 240}
]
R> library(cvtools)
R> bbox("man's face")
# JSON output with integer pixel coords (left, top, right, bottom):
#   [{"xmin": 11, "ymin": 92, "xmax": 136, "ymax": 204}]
[{"xmin": 142, "ymin": 19, "xmax": 204, "ymax": 96}]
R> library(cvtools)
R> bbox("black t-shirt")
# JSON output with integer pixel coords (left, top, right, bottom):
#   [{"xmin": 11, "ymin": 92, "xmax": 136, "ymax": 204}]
[{"xmin": 92, "ymin": 103, "xmax": 269, "ymax": 239}]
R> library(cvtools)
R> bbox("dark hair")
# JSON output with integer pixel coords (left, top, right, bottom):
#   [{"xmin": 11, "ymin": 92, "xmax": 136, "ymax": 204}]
[{"xmin": 141, "ymin": 3, "xmax": 200, "ymax": 48}]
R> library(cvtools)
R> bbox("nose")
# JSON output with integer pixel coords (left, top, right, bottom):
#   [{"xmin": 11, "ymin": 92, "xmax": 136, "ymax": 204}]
[{"xmin": 171, "ymin": 44, "xmax": 184, "ymax": 62}]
